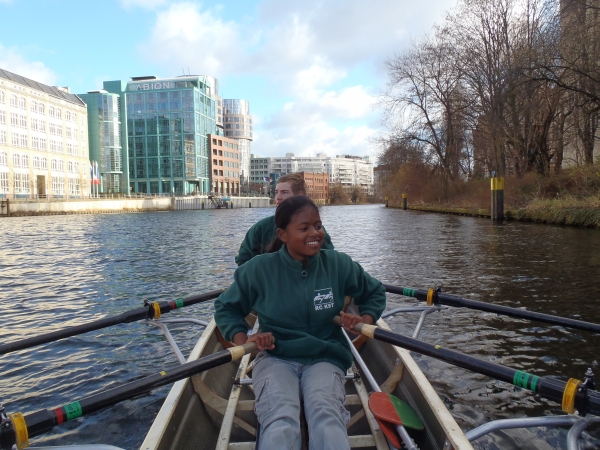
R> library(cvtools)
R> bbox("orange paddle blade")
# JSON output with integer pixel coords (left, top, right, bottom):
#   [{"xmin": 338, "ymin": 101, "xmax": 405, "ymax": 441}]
[{"xmin": 374, "ymin": 415, "xmax": 401, "ymax": 448}]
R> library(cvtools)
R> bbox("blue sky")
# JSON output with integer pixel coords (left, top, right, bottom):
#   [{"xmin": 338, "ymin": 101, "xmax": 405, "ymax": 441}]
[{"xmin": 0, "ymin": 0, "xmax": 457, "ymax": 159}]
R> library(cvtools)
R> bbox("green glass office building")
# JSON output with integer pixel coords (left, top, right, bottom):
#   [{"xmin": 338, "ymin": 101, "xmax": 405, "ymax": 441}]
[
  {"xmin": 78, "ymin": 91, "xmax": 123, "ymax": 194},
  {"xmin": 101, "ymin": 75, "xmax": 217, "ymax": 195}
]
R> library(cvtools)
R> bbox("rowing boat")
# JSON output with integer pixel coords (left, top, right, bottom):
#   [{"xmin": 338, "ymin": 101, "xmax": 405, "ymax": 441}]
[{"xmin": 140, "ymin": 313, "xmax": 473, "ymax": 450}]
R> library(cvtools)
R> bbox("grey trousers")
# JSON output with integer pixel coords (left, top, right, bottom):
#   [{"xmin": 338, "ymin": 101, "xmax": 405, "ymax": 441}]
[{"xmin": 252, "ymin": 352, "xmax": 351, "ymax": 450}]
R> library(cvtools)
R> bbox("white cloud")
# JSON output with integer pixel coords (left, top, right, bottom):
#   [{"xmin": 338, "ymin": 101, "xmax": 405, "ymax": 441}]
[
  {"xmin": 136, "ymin": 0, "xmax": 458, "ymax": 160},
  {"xmin": 0, "ymin": 44, "xmax": 57, "ymax": 85},
  {"xmin": 139, "ymin": 2, "xmax": 243, "ymax": 77}
]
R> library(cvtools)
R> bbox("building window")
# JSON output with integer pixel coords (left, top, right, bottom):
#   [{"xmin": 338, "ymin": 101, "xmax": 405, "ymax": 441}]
[
  {"xmin": 0, "ymin": 130, "xmax": 5, "ymax": 145},
  {"xmin": 19, "ymin": 97, "xmax": 26, "ymax": 109},
  {"xmin": 0, "ymin": 172, "xmax": 8, "ymax": 193},
  {"xmin": 40, "ymin": 157, "xmax": 47, "ymax": 170},
  {"xmin": 0, "ymin": 110, "xmax": 4, "ymax": 124},
  {"xmin": 69, "ymin": 177, "xmax": 80, "ymax": 196},
  {"xmin": 0, "ymin": 90, "xmax": 4, "ymax": 104},
  {"xmin": 52, "ymin": 176, "xmax": 65, "ymax": 195},
  {"xmin": 38, "ymin": 103, "xmax": 45, "ymax": 114},
  {"xmin": 55, "ymin": 108, "xmax": 61, "ymax": 119},
  {"xmin": 49, "ymin": 106, "xmax": 55, "ymax": 118},
  {"xmin": 213, "ymin": 169, "xmax": 218, "ymax": 176},
  {"xmin": 14, "ymin": 173, "xmax": 30, "ymax": 194},
  {"xmin": 219, "ymin": 170, "xmax": 223, "ymax": 176},
  {"xmin": 31, "ymin": 100, "xmax": 37, "ymax": 113},
  {"xmin": 10, "ymin": 94, "xmax": 17, "ymax": 107},
  {"xmin": 65, "ymin": 111, "xmax": 71, "ymax": 122},
  {"xmin": 19, "ymin": 114, "xmax": 27, "ymax": 128},
  {"xmin": 0, "ymin": 151, "xmax": 7, "ymax": 166}
]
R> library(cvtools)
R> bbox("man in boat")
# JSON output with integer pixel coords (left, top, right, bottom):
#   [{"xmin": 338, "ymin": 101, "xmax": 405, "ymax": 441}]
[
  {"xmin": 235, "ymin": 172, "xmax": 334, "ymax": 266},
  {"xmin": 216, "ymin": 196, "xmax": 386, "ymax": 450}
]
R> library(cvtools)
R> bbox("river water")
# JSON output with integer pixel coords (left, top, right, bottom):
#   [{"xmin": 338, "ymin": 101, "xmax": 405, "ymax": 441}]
[{"xmin": 0, "ymin": 205, "xmax": 599, "ymax": 449}]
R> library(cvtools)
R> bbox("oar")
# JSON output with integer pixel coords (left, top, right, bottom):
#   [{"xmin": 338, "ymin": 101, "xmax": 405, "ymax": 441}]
[
  {"xmin": 0, "ymin": 289, "xmax": 224, "ymax": 356},
  {"xmin": 333, "ymin": 316, "xmax": 600, "ymax": 416},
  {"xmin": 384, "ymin": 284, "xmax": 600, "ymax": 334},
  {"xmin": 340, "ymin": 329, "xmax": 422, "ymax": 450},
  {"xmin": 0, "ymin": 341, "xmax": 258, "ymax": 450}
]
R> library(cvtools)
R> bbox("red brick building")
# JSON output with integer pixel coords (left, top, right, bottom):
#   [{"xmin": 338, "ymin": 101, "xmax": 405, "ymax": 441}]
[
  {"xmin": 301, "ymin": 171, "xmax": 329, "ymax": 204},
  {"xmin": 209, "ymin": 134, "xmax": 240, "ymax": 196}
]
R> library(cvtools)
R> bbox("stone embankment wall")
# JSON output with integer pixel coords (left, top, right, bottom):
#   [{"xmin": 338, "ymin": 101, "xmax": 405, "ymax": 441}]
[{"xmin": 1, "ymin": 196, "xmax": 271, "ymax": 217}]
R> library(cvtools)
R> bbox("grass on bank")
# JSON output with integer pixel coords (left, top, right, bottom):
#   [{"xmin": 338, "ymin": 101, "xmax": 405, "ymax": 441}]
[{"xmin": 382, "ymin": 164, "xmax": 600, "ymax": 227}]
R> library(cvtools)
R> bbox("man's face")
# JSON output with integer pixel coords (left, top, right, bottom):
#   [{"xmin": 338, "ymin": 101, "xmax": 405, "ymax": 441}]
[{"xmin": 274, "ymin": 182, "xmax": 295, "ymax": 206}]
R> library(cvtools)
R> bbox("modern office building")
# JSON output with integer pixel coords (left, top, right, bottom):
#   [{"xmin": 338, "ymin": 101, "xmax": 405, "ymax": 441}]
[
  {"xmin": 78, "ymin": 91, "xmax": 123, "ymax": 193},
  {"xmin": 249, "ymin": 154, "xmax": 272, "ymax": 183},
  {"xmin": 205, "ymin": 76, "xmax": 224, "ymax": 133},
  {"xmin": 98, "ymin": 75, "xmax": 217, "ymax": 195},
  {"xmin": 0, "ymin": 68, "xmax": 90, "ymax": 199},
  {"xmin": 208, "ymin": 134, "xmax": 241, "ymax": 195},
  {"xmin": 223, "ymin": 99, "xmax": 253, "ymax": 185},
  {"xmin": 250, "ymin": 152, "xmax": 374, "ymax": 195}
]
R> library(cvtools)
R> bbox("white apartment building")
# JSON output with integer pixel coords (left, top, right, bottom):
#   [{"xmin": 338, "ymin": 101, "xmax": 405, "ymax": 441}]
[
  {"xmin": 249, "ymin": 154, "xmax": 272, "ymax": 183},
  {"xmin": 0, "ymin": 68, "xmax": 90, "ymax": 199},
  {"xmin": 250, "ymin": 152, "xmax": 374, "ymax": 194}
]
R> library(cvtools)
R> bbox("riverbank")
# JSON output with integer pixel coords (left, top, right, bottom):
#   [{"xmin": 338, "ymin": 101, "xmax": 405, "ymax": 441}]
[
  {"xmin": 384, "ymin": 164, "xmax": 600, "ymax": 228},
  {"xmin": 0, "ymin": 196, "xmax": 270, "ymax": 217},
  {"xmin": 395, "ymin": 200, "xmax": 600, "ymax": 228}
]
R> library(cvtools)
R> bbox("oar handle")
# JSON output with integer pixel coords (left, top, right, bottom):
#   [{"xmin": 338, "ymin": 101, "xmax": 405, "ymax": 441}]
[
  {"xmin": 333, "ymin": 315, "xmax": 377, "ymax": 338},
  {"xmin": 333, "ymin": 317, "xmax": 600, "ymax": 416},
  {"xmin": 0, "ymin": 340, "xmax": 259, "ymax": 449}
]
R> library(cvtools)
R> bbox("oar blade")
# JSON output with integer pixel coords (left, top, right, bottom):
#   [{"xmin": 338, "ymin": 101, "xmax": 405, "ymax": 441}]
[
  {"xmin": 388, "ymin": 393, "xmax": 424, "ymax": 431},
  {"xmin": 373, "ymin": 415, "xmax": 401, "ymax": 448},
  {"xmin": 368, "ymin": 392, "xmax": 424, "ymax": 431}
]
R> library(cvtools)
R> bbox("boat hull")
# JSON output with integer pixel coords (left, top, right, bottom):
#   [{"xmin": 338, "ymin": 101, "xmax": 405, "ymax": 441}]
[{"xmin": 140, "ymin": 318, "xmax": 473, "ymax": 450}]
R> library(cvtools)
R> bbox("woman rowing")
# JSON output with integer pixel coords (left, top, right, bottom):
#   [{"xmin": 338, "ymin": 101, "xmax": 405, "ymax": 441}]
[{"xmin": 215, "ymin": 196, "xmax": 386, "ymax": 449}]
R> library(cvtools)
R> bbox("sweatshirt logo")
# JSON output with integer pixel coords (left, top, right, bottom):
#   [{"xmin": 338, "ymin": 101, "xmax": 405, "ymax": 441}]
[{"xmin": 314, "ymin": 288, "xmax": 334, "ymax": 311}]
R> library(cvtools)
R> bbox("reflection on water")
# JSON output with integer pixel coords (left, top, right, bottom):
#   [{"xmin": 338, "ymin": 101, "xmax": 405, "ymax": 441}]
[{"xmin": 1, "ymin": 206, "xmax": 599, "ymax": 449}]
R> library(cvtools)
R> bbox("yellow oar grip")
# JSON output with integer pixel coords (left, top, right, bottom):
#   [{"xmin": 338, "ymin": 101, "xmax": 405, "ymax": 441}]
[
  {"xmin": 562, "ymin": 378, "xmax": 581, "ymax": 414},
  {"xmin": 427, "ymin": 288, "xmax": 435, "ymax": 306},
  {"xmin": 152, "ymin": 302, "xmax": 161, "ymax": 319},
  {"xmin": 9, "ymin": 412, "xmax": 28, "ymax": 450}
]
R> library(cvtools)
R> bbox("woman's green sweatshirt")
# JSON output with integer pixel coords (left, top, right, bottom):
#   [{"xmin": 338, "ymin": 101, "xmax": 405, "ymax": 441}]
[{"xmin": 215, "ymin": 245, "xmax": 386, "ymax": 372}]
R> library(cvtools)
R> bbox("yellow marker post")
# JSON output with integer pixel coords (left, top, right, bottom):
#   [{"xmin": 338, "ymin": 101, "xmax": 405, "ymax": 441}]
[
  {"xmin": 385, "ymin": 196, "xmax": 389, "ymax": 208},
  {"xmin": 491, "ymin": 177, "xmax": 504, "ymax": 221},
  {"xmin": 402, "ymin": 192, "xmax": 408, "ymax": 210}
]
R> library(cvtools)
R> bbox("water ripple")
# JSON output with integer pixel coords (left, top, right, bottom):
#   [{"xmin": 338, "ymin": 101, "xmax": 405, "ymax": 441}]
[{"xmin": 1, "ymin": 206, "xmax": 599, "ymax": 449}]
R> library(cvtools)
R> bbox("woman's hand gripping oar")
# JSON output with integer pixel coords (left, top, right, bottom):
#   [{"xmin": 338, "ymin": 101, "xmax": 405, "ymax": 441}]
[
  {"xmin": 334, "ymin": 315, "xmax": 600, "ymax": 418},
  {"xmin": 338, "ymin": 312, "xmax": 422, "ymax": 450},
  {"xmin": 0, "ymin": 338, "xmax": 269, "ymax": 450}
]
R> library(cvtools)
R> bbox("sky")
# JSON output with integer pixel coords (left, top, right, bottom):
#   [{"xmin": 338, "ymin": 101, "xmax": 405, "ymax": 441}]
[{"xmin": 0, "ymin": 0, "xmax": 458, "ymax": 160}]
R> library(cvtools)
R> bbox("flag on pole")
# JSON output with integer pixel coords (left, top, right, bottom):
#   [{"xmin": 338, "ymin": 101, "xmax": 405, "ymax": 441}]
[
  {"xmin": 93, "ymin": 161, "xmax": 101, "ymax": 185},
  {"xmin": 264, "ymin": 176, "xmax": 272, "ymax": 182}
]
